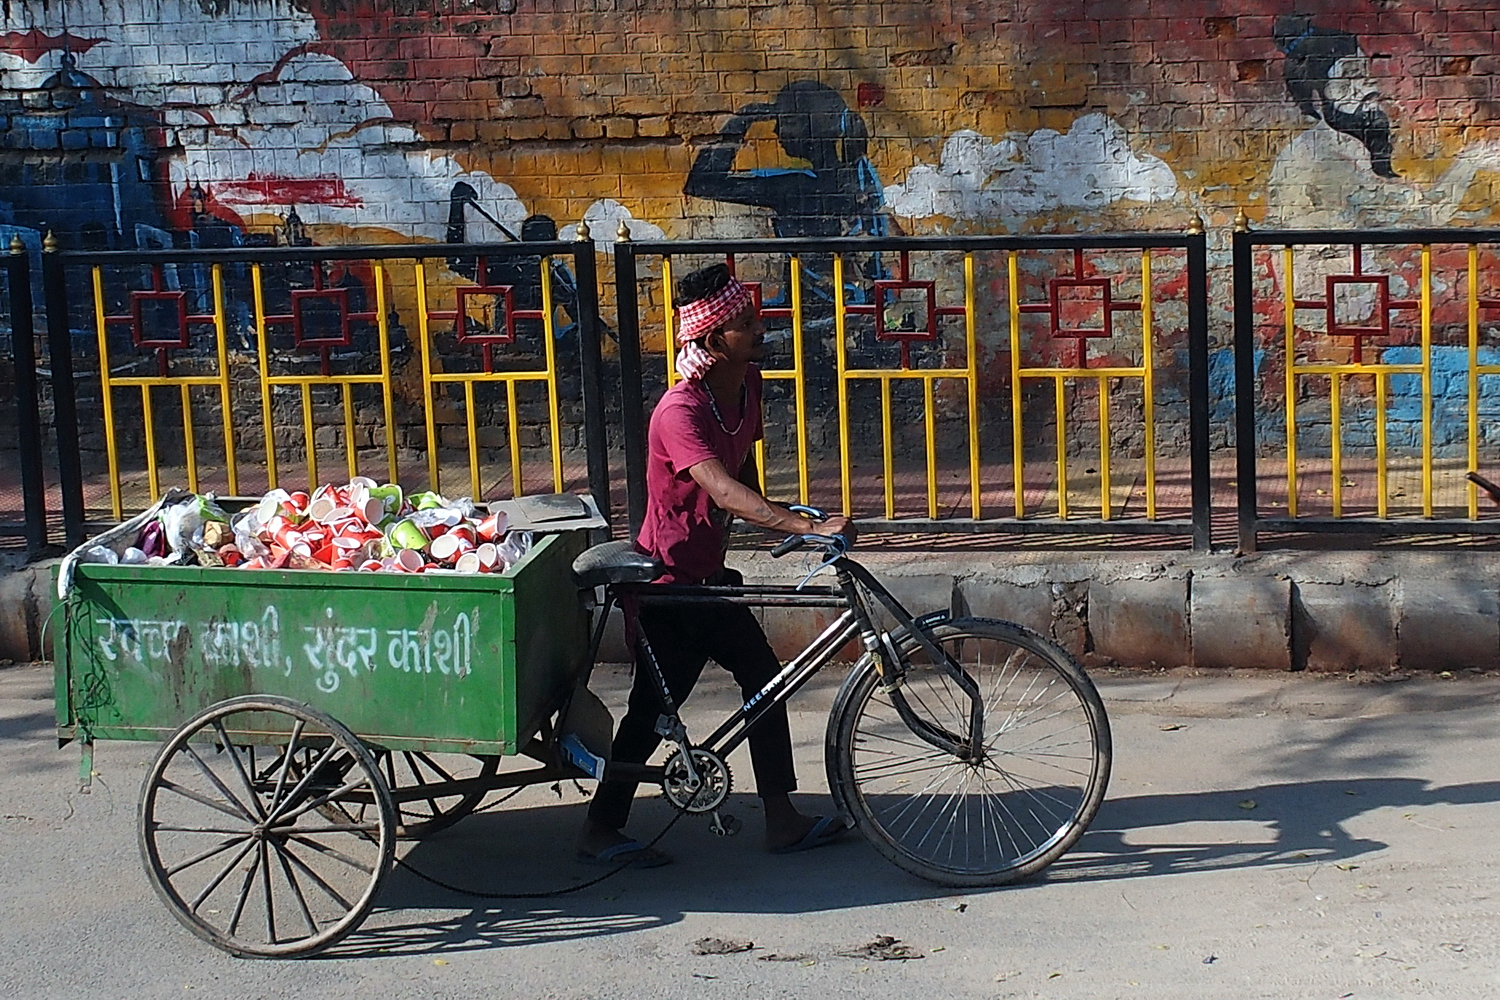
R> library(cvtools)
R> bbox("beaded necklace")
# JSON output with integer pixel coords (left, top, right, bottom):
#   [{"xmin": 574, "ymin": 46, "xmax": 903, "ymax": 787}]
[{"xmin": 705, "ymin": 383, "xmax": 747, "ymax": 435}]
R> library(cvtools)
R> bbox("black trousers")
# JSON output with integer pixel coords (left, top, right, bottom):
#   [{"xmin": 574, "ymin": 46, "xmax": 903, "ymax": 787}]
[{"xmin": 588, "ymin": 600, "xmax": 798, "ymax": 831}]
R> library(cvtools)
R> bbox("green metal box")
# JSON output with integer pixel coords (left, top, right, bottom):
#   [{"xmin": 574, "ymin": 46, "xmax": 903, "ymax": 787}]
[{"xmin": 55, "ymin": 531, "xmax": 589, "ymax": 755}]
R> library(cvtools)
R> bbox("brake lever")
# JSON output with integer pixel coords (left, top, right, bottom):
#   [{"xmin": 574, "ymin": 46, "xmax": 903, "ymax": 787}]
[{"xmin": 793, "ymin": 533, "xmax": 848, "ymax": 590}]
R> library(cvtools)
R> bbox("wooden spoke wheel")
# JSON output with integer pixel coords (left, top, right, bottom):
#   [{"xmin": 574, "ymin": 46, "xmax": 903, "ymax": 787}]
[
  {"xmin": 315, "ymin": 750, "xmax": 501, "ymax": 840},
  {"xmin": 138, "ymin": 696, "xmax": 395, "ymax": 958}
]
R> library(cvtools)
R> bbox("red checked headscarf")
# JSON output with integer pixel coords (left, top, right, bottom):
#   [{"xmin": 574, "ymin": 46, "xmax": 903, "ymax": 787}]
[{"xmin": 674, "ymin": 278, "xmax": 755, "ymax": 380}]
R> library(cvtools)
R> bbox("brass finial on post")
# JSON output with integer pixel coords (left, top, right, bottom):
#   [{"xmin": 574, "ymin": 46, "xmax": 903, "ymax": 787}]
[
  {"xmin": 1187, "ymin": 212, "xmax": 1205, "ymax": 236},
  {"xmin": 9, "ymin": 233, "xmax": 24, "ymax": 255},
  {"xmin": 42, "ymin": 230, "xmax": 58, "ymax": 253},
  {"xmin": 1234, "ymin": 207, "xmax": 1250, "ymax": 233},
  {"xmin": 616, "ymin": 219, "xmax": 632, "ymax": 242},
  {"xmin": 574, "ymin": 217, "xmax": 592, "ymax": 242}
]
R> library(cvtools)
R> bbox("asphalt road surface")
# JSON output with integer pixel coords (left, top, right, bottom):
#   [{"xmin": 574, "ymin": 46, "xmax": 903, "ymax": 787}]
[{"xmin": 4, "ymin": 661, "xmax": 1500, "ymax": 1000}]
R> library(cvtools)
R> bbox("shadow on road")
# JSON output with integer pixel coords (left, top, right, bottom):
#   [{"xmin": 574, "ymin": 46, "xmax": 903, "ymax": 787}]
[
  {"xmin": 1051, "ymin": 776, "xmax": 1500, "ymax": 883},
  {"xmin": 320, "ymin": 775, "xmax": 1500, "ymax": 958}
]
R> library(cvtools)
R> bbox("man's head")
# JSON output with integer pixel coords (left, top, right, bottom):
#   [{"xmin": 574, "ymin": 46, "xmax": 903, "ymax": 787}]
[
  {"xmin": 674, "ymin": 264, "xmax": 764, "ymax": 373},
  {"xmin": 1274, "ymin": 15, "xmax": 1397, "ymax": 178}
]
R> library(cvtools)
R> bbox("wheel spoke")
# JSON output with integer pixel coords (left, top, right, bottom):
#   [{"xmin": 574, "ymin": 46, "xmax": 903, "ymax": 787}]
[
  {"xmin": 190, "ymin": 836, "xmax": 258, "ymax": 911},
  {"xmin": 287, "ymin": 834, "xmax": 375, "ymax": 875},
  {"xmin": 177, "ymin": 747, "xmax": 257, "ymax": 822},
  {"xmin": 211, "ymin": 720, "xmax": 268, "ymax": 819},
  {"xmin": 261, "ymin": 840, "xmax": 278, "ymax": 946},
  {"xmin": 271, "ymin": 841, "xmax": 321, "ymax": 937},
  {"xmin": 165, "ymin": 835, "xmax": 251, "ymax": 877},
  {"xmin": 270, "ymin": 720, "xmax": 306, "ymax": 813},
  {"xmin": 280, "ymin": 841, "xmax": 356, "ymax": 911},
  {"xmin": 270, "ymin": 776, "xmax": 372, "ymax": 827},
  {"xmin": 225, "ymin": 843, "xmax": 263, "ymax": 937},
  {"xmin": 262, "ymin": 742, "xmax": 346, "ymax": 826}
]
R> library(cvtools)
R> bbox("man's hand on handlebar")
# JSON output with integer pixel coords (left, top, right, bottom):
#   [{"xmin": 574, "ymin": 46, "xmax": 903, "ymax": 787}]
[{"xmin": 817, "ymin": 515, "xmax": 857, "ymax": 546}]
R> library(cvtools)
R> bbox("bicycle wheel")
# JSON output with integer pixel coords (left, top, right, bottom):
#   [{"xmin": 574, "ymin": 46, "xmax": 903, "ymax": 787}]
[
  {"xmin": 827, "ymin": 617, "xmax": 1111, "ymax": 888},
  {"xmin": 138, "ymin": 696, "xmax": 396, "ymax": 957}
]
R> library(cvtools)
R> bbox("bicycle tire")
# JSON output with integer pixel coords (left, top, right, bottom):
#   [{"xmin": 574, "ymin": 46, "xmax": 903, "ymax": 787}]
[{"xmin": 826, "ymin": 617, "xmax": 1111, "ymax": 888}]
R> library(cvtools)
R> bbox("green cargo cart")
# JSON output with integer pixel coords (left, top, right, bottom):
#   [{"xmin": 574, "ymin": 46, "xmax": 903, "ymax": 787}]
[{"xmin": 55, "ymin": 499, "xmax": 596, "ymax": 958}]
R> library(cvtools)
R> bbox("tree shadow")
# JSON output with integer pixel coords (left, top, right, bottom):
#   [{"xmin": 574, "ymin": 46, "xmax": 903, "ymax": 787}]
[{"xmin": 1047, "ymin": 777, "xmax": 1500, "ymax": 884}]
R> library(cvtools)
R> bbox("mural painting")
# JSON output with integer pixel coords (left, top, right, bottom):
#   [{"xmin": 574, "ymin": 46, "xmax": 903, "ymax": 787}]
[{"xmin": 4, "ymin": 0, "xmax": 1500, "ymax": 485}]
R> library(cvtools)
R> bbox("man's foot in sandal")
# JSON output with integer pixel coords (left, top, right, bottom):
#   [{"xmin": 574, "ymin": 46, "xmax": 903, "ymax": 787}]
[
  {"xmin": 768, "ymin": 815, "xmax": 851, "ymax": 855},
  {"xmin": 576, "ymin": 839, "xmax": 673, "ymax": 868}
]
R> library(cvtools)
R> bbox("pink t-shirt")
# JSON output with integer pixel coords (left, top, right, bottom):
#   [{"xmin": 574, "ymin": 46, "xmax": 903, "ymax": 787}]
[{"xmin": 637, "ymin": 367, "xmax": 764, "ymax": 584}]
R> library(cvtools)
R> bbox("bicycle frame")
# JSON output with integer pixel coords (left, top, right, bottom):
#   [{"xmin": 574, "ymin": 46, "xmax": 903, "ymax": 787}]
[{"xmin": 585, "ymin": 552, "xmax": 986, "ymax": 788}]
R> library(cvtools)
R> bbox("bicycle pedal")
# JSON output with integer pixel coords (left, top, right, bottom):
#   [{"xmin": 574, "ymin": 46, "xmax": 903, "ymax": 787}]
[{"xmin": 709, "ymin": 811, "xmax": 741, "ymax": 837}]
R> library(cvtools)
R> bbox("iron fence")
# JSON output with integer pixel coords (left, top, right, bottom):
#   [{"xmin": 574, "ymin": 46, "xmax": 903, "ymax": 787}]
[
  {"xmin": 29, "ymin": 237, "xmax": 610, "ymax": 547},
  {"xmin": 1232, "ymin": 220, "xmax": 1500, "ymax": 550},
  {"xmin": 614, "ymin": 231, "xmax": 1213, "ymax": 550}
]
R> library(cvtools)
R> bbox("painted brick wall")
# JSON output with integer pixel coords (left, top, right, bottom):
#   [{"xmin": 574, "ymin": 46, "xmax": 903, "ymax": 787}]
[{"xmin": 5, "ymin": 0, "xmax": 1500, "ymax": 467}]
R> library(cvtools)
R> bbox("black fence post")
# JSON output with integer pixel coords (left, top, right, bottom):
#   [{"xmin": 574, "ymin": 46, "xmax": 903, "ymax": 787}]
[
  {"xmin": 612, "ymin": 238, "xmax": 648, "ymax": 540},
  {"xmin": 569, "ymin": 229, "xmax": 613, "ymax": 529},
  {"xmin": 42, "ymin": 236, "xmax": 86, "ymax": 548},
  {"xmin": 1186, "ymin": 220, "xmax": 1212, "ymax": 551},
  {"xmin": 1231, "ymin": 213, "xmax": 1258, "ymax": 553},
  {"xmin": 7, "ymin": 243, "xmax": 48, "ymax": 557}
]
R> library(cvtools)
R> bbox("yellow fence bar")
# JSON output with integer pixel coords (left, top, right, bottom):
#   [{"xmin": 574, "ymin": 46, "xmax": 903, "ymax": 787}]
[
  {"xmin": 1330, "ymin": 373, "xmax": 1342, "ymax": 517},
  {"xmin": 964, "ymin": 253, "xmax": 981, "ymax": 518},
  {"xmin": 1469, "ymin": 245, "xmax": 1480, "ymax": 519},
  {"xmin": 414, "ymin": 262, "xmax": 439, "ymax": 492},
  {"xmin": 1283, "ymin": 246, "xmax": 1298, "ymax": 518},
  {"xmin": 1421, "ymin": 245, "xmax": 1433, "ymax": 518},
  {"xmin": 881, "ymin": 376, "xmax": 894, "ymax": 519},
  {"xmin": 341, "ymin": 384, "xmax": 357, "ymax": 482},
  {"xmin": 211, "ymin": 264, "xmax": 238, "ymax": 495},
  {"xmin": 790, "ymin": 256, "xmax": 810, "ymax": 504},
  {"xmin": 373, "ymin": 263, "xmax": 399, "ymax": 487},
  {"xmin": 662, "ymin": 256, "xmax": 677, "ymax": 377},
  {"xmin": 834, "ymin": 255, "xmax": 852, "ymax": 515},
  {"xmin": 252, "ymin": 265, "xmax": 279, "ymax": 490},
  {"xmin": 140, "ymin": 385, "xmax": 160, "ymax": 501},
  {"xmin": 91, "ymin": 270, "xmax": 123, "ymax": 519},
  {"xmin": 504, "ymin": 380, "xmax": 522, "ymax": 497},
  {"xmin": 1098, "ymin": 375, "xmax": 1111, "ymax": 520},
  {"xmin": 540, "ymin": 258, "xmax": 565, "ymax": 494},
  {"xmin": 464, "ymin": 381, "xmax": 481, "ymax": 500},
  {"xmin": 1055, "ymin": 376, "xmax": 1068, "ymax": 519},
  {"xmin": 180, "ymin": 383, "xmax": 198, "ymax": 494},
  {"xmin": 1008, "ymin": 251, "xmax": 1024, "ymax": 517},
  {"xmin": 1376, "ymin": 373, "xmax": 1388, "ymax": 519},
  {"xmin": 300, "ymin": 384, "xmax": 317, "ymax": 489},
  {"xmin": 1141, "ymin": 250, "xmax": 1157, "ymax": 520},
  {"xmin": 924, "ymin": 376, "xmax": 938, "ymax": 519}
]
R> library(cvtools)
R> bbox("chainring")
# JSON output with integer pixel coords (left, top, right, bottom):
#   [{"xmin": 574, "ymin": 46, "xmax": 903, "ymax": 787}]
[{"xmin": 661, "ymin": 747, "xmax": 732, "ymax": 813}]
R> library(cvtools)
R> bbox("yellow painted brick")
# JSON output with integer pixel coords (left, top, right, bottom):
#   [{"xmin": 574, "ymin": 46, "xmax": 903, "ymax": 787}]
[{"xmin": 638, "ymin": 116, "xmax": 673, "ymax": 137}]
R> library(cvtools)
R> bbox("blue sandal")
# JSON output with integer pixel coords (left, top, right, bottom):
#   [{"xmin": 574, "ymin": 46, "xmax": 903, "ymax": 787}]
[{"xmin": 769, "ymin": 815, "xmax": 851, "ymax": 855}]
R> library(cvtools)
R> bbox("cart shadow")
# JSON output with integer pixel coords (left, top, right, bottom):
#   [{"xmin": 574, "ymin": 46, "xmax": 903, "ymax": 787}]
[
  {"xmin": 1043, "ymin": 776, "xmax": 1500, "ymax": 885},
  {"xmin": 320, "ymin": 776, "xmax": 1500, "ymax": 958},
  {"xmin": 320, "ymin": 790, "xmax": 935, "ymax": 959}
]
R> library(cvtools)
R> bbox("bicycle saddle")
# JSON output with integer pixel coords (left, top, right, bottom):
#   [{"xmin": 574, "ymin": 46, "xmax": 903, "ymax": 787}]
[{"xmin": 572, "ymin": 540, "xmax": 665, "ymax": 587}]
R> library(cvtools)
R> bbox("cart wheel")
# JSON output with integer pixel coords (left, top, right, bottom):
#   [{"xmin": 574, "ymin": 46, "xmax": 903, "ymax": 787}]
[
  {"xmin": 317, "ymin": 751, "xmax": 501, "ymax": 839},
  {"xmin": 138, "ymin": 696, "xmax": 396, "ymax": 958}
]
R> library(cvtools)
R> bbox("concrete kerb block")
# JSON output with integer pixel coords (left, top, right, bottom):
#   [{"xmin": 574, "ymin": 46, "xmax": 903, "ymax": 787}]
[
  {"xmin": 1090, "ymin": 575, "xmax": 1190, "ymax": 668},
  {"xmin": 1293, "ymin": 581, "xmax": 1398, "ymax": 672},
  {"xmin": 955, "ymin": 577, "xmax": 1054, "ymax": 640},
  {"xmin": 1397, "ymin": 579, "xmax": 1499, "ymax": 672},
  {"xmin": 1191, "ymin": 574, "xmax": 1291, "ymax": 671}
]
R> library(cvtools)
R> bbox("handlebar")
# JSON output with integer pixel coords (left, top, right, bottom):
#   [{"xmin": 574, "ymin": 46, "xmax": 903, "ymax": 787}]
[{"xmin": 771, "ymin": 532, "xmax": 849, "ymax": 559}]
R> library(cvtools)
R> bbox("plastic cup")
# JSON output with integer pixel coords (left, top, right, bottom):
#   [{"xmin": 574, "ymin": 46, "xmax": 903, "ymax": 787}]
[
  {"xmin": 387, "ymin": 518, "xmax": 429, "ymax": 551},
  {"xmin": 453, "ymin": 551, "xmax": 482, "ymax": 573}
]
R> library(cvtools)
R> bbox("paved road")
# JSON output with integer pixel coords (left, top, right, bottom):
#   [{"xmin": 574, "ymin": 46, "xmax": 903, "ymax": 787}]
[{"xmin": 4, "ymin": 661, "xmax": 1500, "ymax": 999}]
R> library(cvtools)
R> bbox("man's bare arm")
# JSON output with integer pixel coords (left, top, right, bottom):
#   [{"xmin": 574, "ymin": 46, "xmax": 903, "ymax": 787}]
[{"xmin": 689, "ymin": 458, "xmax": 855, "ymax": 540}]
